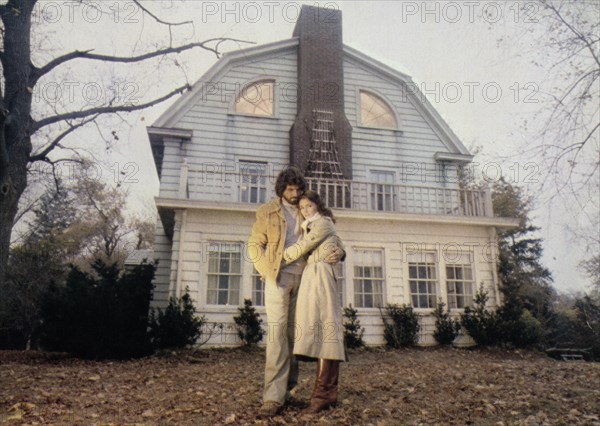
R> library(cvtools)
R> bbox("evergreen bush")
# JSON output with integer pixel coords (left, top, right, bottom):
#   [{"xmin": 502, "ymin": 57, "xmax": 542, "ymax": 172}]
[
  {"xmin": 343, "ymin": 304, "xmax": 365, "ymax": 349},
  {"xmin": 460, "ymin": 285, "xmax": 500, "ymax": 346},
  {"xmin": 149, "ymin": 291, "xmax": 219, "ymax": 350},
  {"xmin": 41, "ymin": 259, "xmax": 156, "ymax": 359},
  {"xmin": 233, "ymin": 299, "xmax": 265, "ymax": 347},
  {"xmin": 433, "ymin": 302, "xmax": 461, "ymax": 345},
  {"xmin": 380, "ymin": 304, "xmax": 420, "ymax": 348}
]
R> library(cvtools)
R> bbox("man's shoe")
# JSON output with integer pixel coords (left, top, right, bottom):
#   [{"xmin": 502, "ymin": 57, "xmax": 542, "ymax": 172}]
[{"xmin": 258, "ymin": 401, "xmax": 282, "ymax": 418}]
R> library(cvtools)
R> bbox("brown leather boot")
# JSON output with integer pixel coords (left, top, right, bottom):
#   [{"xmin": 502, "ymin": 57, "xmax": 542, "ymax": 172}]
[{"xmin": 302, "ymin": 359, "xmax": 340, "ymax": 414}]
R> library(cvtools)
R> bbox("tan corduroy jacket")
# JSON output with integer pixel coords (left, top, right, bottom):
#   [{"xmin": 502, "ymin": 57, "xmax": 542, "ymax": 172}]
[{"xmin": 247, "ymin": 198, "xmax": 289, "ymax": 285}]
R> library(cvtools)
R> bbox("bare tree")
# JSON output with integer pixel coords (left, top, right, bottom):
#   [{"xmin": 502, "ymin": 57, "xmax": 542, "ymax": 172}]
[
  {"xmin": 507, "ymin": 1, "xmax": 599, "ymax": 197},
  {"xmin": 0, "ymin": 0, "xmax": 249, "ymax": 280}
]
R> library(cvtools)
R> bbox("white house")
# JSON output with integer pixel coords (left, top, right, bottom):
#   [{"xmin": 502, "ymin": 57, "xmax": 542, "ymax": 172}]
[{"xmin": 142, "ymin": 5, "xmax": 518, "ymax": 346}]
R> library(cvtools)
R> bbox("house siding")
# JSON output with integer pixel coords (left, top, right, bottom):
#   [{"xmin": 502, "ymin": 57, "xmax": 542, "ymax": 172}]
[
  {"xmin": 344, "ymin": 56, "xmax": 454, "ymax": 187},
  {"xmin": 172, "ymin": 209, "xmax": 497, "ymax": 347},
  {"xmin": 150, "ymin": 218, "xmax": 174, "ymax": 308},
  {"xmin": 172, "ymin": 48, "xmax": 299, "ymax": 185}
]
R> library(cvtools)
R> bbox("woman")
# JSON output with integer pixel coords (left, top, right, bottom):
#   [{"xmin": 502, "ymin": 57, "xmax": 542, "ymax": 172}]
[{"xmin": 283, "ymin": 190, "xmax": 345, "ymax": 414}]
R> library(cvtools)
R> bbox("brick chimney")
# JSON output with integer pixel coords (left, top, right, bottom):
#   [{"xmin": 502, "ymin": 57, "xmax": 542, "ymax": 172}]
[{"xmin": 289, "ymin": 5, "xmax": 353, "ymax": 179}]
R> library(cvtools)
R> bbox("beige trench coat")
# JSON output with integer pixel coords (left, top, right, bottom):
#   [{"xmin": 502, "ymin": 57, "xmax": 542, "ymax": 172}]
[{"xmin": 283, "ymin": 216, "xmax": 346, "ymax": 361}]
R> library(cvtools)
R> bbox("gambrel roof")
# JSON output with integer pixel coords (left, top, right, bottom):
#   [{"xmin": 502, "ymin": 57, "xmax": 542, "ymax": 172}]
[{"xmin": 152, "ymin": 37, "xmax": 472, "ymax": 160}]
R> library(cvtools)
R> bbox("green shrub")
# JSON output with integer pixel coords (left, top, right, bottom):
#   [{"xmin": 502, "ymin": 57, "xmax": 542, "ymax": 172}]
[
  {"xmin": 343, "ymin": 304, "xmax": 365, "ymax": 349},
  {"xmin": 233, "ymin": 299, "xmax": 265, "ymax": 347},
  {"xmin": 433, "ymin": 302, "xmax": 461, "ymax": 345},
  {"xmin": 460, "ymin": 285, "xmax": 500, "ymax": 346},
  {"xmin": 380, "ymin": 304, "xmax": 420, "ymax": 348},
  {"xmin": 149, "ymin": 291, "xmax": 219, "ymax": 350},
  {"xmin": 512, "ymin": 309, "xmax": 543, "ymax": 347},
  {"xmin": 574, "ymin": 295, "xmax": 600, "ymax": 361},
  {"xmin": 40, "ymin": 259, "xmax": 155, "ymax": 359}
]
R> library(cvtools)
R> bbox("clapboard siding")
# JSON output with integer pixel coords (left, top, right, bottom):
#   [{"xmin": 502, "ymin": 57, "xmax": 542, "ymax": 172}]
[
  {"xmin": 170, "ymin": 209, "xmax": 497, "ymax": 347},
  {"xmin": 156, "ymin": 48, "xmax": 298, "ymax": 193},
  {"xmin": 156, "ymin": 47, "xmax": 463, "ymax": 196},
  {"xmin": 343, "ymin": 56, "xmax": 456, "ymax": 188},
  {"xmin": 150, "ymin": 216, "xmax": 174, "ymax": 309},
  {"xmin": 157, "ymin": 138, "xmax": 186, "ymax": 199}
]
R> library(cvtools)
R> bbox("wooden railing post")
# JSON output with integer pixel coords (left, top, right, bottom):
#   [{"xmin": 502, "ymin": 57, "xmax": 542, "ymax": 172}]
[{"xmin": 483, "ymin": 186, "xmax": 494, "ymax": 217}]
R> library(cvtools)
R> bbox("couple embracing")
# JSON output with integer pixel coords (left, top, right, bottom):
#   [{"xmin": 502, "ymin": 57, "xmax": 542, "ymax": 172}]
[{"xmin": 248, "ymin": 167, "xmax": 346, "ymax": 417}]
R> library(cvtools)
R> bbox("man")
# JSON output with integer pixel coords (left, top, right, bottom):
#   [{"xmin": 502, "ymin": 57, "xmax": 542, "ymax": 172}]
[{"xmin": 248, "ymin": 167, "xmax": 342, "ymax": 417}]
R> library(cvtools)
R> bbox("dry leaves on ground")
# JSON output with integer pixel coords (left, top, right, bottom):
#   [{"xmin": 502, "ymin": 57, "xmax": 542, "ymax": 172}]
[{"xmin": 1, "ymin": 347, "xmax": 599, "ymax": 425}]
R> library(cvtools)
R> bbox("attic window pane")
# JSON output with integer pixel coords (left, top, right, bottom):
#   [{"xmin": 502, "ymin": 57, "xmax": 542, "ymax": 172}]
[
  {"xmin": 360, "ymin": 91, "xmax": 396, "ymax": 128},
  {"xmin": 235, "ymin": 81, "xmax": 274, "ymax": 116}
]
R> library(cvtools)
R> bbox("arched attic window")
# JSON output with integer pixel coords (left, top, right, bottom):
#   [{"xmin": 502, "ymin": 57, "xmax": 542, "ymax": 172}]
[
  {"xmin": 359, "ymin": 90, "xmax": 397, "ymax": 129},
  {"xmin": 234, "ymin": 80, "xmax": 275, "ymax": 117}
]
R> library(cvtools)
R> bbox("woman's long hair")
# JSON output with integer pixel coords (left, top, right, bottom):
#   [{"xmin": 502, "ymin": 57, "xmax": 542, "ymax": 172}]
[{"xmin": 300, "ymin": 190, "xmax": 336, "ymax": 223}]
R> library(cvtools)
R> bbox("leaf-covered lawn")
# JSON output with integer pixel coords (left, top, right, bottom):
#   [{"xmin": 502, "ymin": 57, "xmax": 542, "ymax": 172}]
[{"xmin": 1, "ymin": 347, "xmax": 598, "ymax": 425}]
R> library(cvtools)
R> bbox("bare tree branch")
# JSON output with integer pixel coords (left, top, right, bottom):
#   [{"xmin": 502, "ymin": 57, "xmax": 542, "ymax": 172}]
[
  {"xmin": 542, "ymin": 0, "xmax": 600, "ymax": 69},
  {"xmin": 32, "ymin": 84, "xmax": 191, "ymax": 132},
  {"xmin": 30, "ymin": 38, "xmax": 253, "ymax": 84},
  {"xmin": 131, "ymin": 0, "xmax": 193, "ymax": 45},
  {"xmin": 29, "ymin": 114, "xmax": 100, "ymax": 162}
]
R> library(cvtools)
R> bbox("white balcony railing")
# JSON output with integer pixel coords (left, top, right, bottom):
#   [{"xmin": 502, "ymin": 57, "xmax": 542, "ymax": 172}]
[{"xmin": 177, "ymin": 163, "xmax": 493, "ymax": 218}]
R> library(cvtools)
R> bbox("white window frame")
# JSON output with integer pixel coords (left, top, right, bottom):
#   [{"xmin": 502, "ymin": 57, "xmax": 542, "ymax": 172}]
[
  {"xmin": 357, "ymin": 89, "xmax": 399, "ymax": 130},
  {"xmin": 444, "ymin": 252, "xmax": 476, "ymax": 310},
  {"xmin": 369, "ymin": 169, "xmax": 397, "ymax": 212},
  {"xmin": 230, "ymin": 78, "xmax": 277, "ymax": 118},
  {"xmin": 407, "ymin": 251, "xmax": 438, "ymax": 310},
  {"xmin": 238, "ymin": 160, "xmax": 269, "ymax": 204},
  {"xmin": 251, "ymin": 267, "xmax": 265, "ymax": 307},
  {"xmin": 206, "ymin": 242, "xmax": 243, "ymax": 306},
  {"xmin": 352, "ymin": 248, "xmax": 386, "ymax": 309}
]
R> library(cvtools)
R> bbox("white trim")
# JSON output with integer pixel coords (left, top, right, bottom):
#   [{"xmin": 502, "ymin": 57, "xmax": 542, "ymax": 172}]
[
  {"xmin": 175, "ymin": 209, "xmax": 188, "ymax": 299},
  {"xmin": 155, "ymin": 197, "xmax": 520, "ymax": 229},
  {"xmin": 351, "ymin": 246, "xmax": 387, "ymax": 310},
  {"xmin": 434, "ymin": 152, "xmax": 474, "ymax": 163},
  {"xmin": 404, "ymin": 250, "xmax": 439, "ymax": 310},
  {"xmin": 147, "ymin": 126, "xmax": 193, "ymax": 140},
  {"xmin": 202, "ymin": 240, "xmax": 245, "ymax": 308}
]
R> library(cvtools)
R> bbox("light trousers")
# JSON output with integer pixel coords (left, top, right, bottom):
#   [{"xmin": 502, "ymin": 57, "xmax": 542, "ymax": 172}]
[{"xmin": 263, "ymin": 271, "xmax": 302, "ymax": 404}]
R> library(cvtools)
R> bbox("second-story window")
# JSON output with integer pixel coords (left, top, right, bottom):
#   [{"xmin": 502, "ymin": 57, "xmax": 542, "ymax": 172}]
[
  {"xmin": 370, "ymin": 170, "xmax": 397, "ymax": 211},
  {"xmin": 234, "ymin": 81, "xmax": 274, "ymax": 117},
  {"xmin": 239, "ymin": 161, "xmax": 268, "ymax": 204}
]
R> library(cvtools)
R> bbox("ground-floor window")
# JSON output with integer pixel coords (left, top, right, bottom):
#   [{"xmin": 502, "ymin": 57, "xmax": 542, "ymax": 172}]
[
  {"xmin": 334, "ymin": 262, "xmax": 345, "ymax": 307},
  {"xmin": 252, "ymin": 267, "xmax": 264, "ymax": 306},
  {"xmin": 206, "ymin": 242, "xmax": 242, "ymax": 305},
  {"xmin": 408, "ymin": 252, "xmax": 438, "ymax": 308},
  {"xmin": 446, "ymin": 263, "xmax": 474, "ymax": 309},
  {"xmin": 353, "ymin": 249, "xmax": 385, "ymax": 308}
]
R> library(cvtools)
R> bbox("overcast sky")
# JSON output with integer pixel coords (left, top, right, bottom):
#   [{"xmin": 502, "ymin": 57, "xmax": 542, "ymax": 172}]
[{"xmin": 27, "ymin": 0, "xmax": 598, "ymax": 293}]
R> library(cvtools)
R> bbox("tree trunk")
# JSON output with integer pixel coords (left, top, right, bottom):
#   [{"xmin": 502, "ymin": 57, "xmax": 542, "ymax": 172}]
[{"xmin": 0, "ymin": 0, "xmax": 36, "ymax": 283}]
